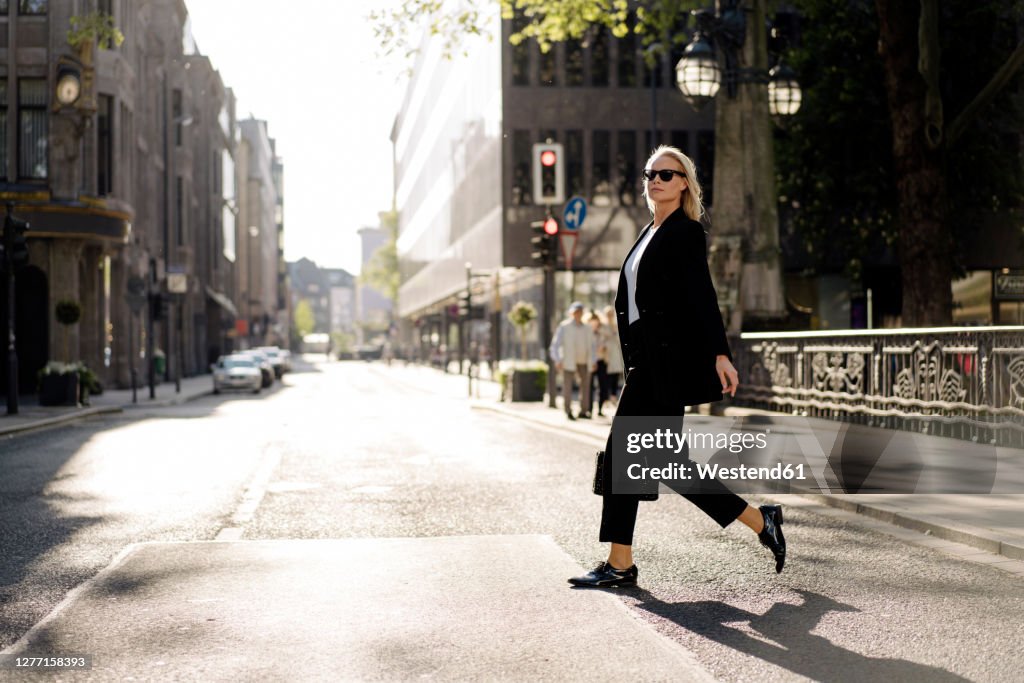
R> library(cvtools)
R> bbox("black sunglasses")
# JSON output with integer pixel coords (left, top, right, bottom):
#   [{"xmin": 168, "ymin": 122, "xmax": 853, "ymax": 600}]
[{"xmin": 642, "ymin": 168, "xmax": 686, "ymax": 182}]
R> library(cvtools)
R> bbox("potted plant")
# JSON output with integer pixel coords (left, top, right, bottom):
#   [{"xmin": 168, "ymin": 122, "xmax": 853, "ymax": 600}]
[
  {"xmin": 504, "ymin": 301, "xmax": 546, "ymax": 402},
  {"xmin": 38, "ymin": 362, "xmax": 79, "ymax": 407},
  {"xmin": 38, "ymin": 300, "xmax": 83, "ymax": 406}
]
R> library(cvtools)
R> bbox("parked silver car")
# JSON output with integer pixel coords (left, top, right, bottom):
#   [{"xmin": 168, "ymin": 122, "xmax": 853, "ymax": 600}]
[
  {"xmin": 257, "ymin": 346, "xmax": 289, "ymax": 378},
  {"xmin": 240, "ymin": 350, "xmax": 275, "ymax": 388},
  {"xmin": 211, "ymin": 355, "xmax": 262, "ymax": 394}
]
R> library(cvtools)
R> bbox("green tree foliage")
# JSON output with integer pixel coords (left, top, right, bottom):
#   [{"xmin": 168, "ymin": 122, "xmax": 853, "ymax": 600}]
[
  {"xmin": 360, "ymin": 210, "xmax": 400, "ymax": 304},
  {"xmin": 508, "ymin": 300, "xmax": 537, "ymax": 360},
  {"xmin": 371, "ymin": 1, "xmax": 695, "ymax": 59},
  {"xmin": 779, "ymin": 0, "xmax": 1024, "ymax": 291},
  {"xmin": 67, "ymin": 11, "xmax": 125, "ymax": 51},
  {"xmin": 372, "ymin": 0, "xmax": 1024, "ymax": 325},
  {"xmin": 774, "ymin": 0, "xmax": 896, "ymax": 282},
  {"xmin": 293, "ymin": 299, "xmax": 316, "ymax": 338}
]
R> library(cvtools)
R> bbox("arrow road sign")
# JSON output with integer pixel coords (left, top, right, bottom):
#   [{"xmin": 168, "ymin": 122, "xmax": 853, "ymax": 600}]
[{"xmin": 563, "ymin": 196, "xmax": 587, "ymax": 232}]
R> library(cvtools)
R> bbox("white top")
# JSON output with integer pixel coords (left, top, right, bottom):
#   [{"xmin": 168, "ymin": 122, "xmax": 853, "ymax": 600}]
[
  {"xmin": 549, "ymin": 319, "xmax": 596, "ymax": 367},
  {"xmin": 624, "ymin": 226, "xmax": 658, "ymax": 324}
]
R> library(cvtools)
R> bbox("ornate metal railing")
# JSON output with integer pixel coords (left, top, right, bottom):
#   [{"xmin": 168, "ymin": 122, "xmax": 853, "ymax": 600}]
[{"xmin": 733, "ymin": 326, "xmax": 1024, "ymax": 447}]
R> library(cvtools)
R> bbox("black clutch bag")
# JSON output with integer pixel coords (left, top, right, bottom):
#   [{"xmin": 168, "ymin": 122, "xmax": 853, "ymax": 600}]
[{"xmin": 593, "ymin": 451, "xmax": 658, "ymax": 501}]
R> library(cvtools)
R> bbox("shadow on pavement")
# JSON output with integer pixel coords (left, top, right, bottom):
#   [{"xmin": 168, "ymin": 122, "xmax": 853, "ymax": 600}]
[
  {"xmin": 0, "ymin": 422, "xmax": 108, "ymax": 648},
  {"xmin": 625, "ymin": 588, "xmax": 970, "ymax": 682}
]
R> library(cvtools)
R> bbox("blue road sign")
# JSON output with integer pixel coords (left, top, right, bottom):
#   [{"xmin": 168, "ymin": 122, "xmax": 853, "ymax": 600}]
[{"xmin": 563, "ymin": 196, "xmax": 587, "ymax": 232}]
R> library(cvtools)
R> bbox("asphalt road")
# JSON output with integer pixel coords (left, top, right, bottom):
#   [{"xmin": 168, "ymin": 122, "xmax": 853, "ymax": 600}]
[{"xmin": 2, "ymin": 358, "xmax": 1023, "ymax": 681}]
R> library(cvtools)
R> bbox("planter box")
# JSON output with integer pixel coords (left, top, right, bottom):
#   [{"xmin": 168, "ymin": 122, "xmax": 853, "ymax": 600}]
[
  {"xmin": 510, "ymin": 369, "xmax": 545, "ymax": 402},
  {"xmin": 39, "ymin": 373, "xmax": 79, "ymax": 407}
]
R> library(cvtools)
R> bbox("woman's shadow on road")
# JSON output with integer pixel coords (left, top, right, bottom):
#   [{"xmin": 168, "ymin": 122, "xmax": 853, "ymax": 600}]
[{"xmin": 622, "ymin": 587, "xmax": 968, "ymax": 682}]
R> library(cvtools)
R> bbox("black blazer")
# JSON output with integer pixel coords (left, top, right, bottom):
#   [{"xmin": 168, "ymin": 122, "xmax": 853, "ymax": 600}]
[{"xmin": 614, "ymin": 207, "xmax": 733, "ymax": 407}]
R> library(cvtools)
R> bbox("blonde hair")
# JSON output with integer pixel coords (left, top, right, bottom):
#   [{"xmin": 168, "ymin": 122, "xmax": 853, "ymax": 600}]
[{"xmin": 642, "ymin": 145, "xmax": 705, "ymax": 222}]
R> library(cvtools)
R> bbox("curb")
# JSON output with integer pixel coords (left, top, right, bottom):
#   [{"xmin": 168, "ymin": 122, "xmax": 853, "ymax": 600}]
[
  {"xmin": 0, "ymin": 405, "xmax": 124, "ymax": 437},
  {"xmin": 0, "ymin": 388, "xmax": 213, "ymax": 437},
  {"xmin": 473, "ymin": 399, "xmax": 1024, "ymax": 563},
  {"xmin": 470, "ymin": 400, "xmax": 608, "ymax": 443},
  {"xmin": 802, "ymin": 494, "xmax": 1024, "ymax": 561}
]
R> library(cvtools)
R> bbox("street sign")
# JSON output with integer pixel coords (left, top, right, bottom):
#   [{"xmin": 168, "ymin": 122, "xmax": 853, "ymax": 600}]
[
  {"xmin": 167, "ymin": 272, "xmax": 187, "ymax": 294},
  {"xmin": 563, "ymin": 196, "xmax": 587, "ymax": 232},
  {"xmin": 559, "ymin": 232, "xmax": 579, "ymax": 272},
  {"xmin": 995, "ymin": 270, "xmax": 1024, "ymax": 301}
]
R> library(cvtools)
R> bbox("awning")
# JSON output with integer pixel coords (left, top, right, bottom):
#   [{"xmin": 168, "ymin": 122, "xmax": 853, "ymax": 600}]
[{"xmin": 205, "ymin": 286, "xmax": 238, "ymax": 318}]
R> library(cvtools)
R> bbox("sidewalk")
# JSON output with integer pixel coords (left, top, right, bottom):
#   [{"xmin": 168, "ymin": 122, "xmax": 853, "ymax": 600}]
[{"xmin": 0, "ymin": 374, "xmax": 214, "ymax": 437}]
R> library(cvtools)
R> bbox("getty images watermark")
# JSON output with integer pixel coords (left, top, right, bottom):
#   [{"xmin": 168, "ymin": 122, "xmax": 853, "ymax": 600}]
[
  {"xmin": 624, "ymin": 428, "xmax": 807, "ymax": 482},
  {"xmin": 607, "ymin": 415, "xmax": 1009, "ymax": 496}
]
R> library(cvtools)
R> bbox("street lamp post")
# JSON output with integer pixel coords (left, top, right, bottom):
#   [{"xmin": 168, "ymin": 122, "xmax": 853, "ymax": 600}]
[{"xmin": 675, "ymin": 0, "xmax": 801, "ymax": 333}]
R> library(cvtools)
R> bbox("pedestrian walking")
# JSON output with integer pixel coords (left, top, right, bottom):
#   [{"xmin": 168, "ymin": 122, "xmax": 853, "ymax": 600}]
[
  {"xmin": 549, "ymin": 301, "xmax": 597, "ymax": 420},
  {"xmin": 588, "ymin": 309, "xmax": 612, "ymax": 417},
  {"xmin": 569, "ymin": 145, "xmax": 787, "ymax": 588},
  {"xmin": 601, "ymin": 305, "xmax": 624, "ymax": 405}
]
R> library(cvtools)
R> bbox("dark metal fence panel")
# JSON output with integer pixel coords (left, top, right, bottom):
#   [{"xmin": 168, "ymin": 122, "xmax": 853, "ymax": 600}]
[{"xmin": 734, "ymin": 327, "xmax": 1024, "ymax": 447}]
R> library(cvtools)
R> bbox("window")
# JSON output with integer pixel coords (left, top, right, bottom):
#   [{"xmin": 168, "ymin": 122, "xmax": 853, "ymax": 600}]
[
  {"xmin": 512, "ymin": 130, "xmax": 532, "ymax": 205},
  {"xmin": 97, "ymin": 0, "xmax": 111, "ymax": 15},
  {"xmin": 97, "ymin": 95, "xmax": 113, "ymax": 195},
  {"xmin": 616, "ymin": 131, "xmax": 637, "ymax": 206},
  {"xmin": 18, "ymin": 79, "xmax": 47, "ymax": 179},
  {"xmin": 671, "ymin": 130, "xmax": 689, "ymax": 155},
  {"xmin": 643, "ymin": 53, "xmax": 663, "ymax": 88},
  {"xmin": 0, "ymin": 80, "xmax": 7, "ymax": 181},
  {"xmin": 18, "ymin": 0, "xmax": 45, "ymax": 14},
  {"xmin": 539, "ymin": 44, "xmax": 556, "ymax": 86},
  {"xmin": 566, "ymin": 130, "xmax": 583, "ymax": 198},
  {"xmin": 565, "ymin": 39, "xmax": 583, "ymax": 86},
  {"xmin": 591, "ymin": 130, "xmax": 611, "ymax": 205},
  {"xmin": 0, "ymin": 2, "xmax": 9, "ymax": 13},
  {"xmin": 172, "ymin": 89, "xmax": 183, "ymax": 146},
  {"xmin": 697, "ymin": 130, "xmax": 715, "ymax": 207},
  {"xmin": 617, "ymin": 16, "xmax": 637, "ymax": 87},
  {"xmin": 644, "ymin": 131, "xmax": 662, "ymax": 160},
  {"xmin": 175, "ymin": 176, "xmax": 184, "ymax": 245},
  {"xmin": 511, "ymin": 12, "xmax": 530, "ymax": 86},
  {"xmin": 119, "ymin": 102, "xmax": 133, "ymax": 197},
  {"xmin": 590, "ymin": 28, "xmax": 609, "ymax": 86}
]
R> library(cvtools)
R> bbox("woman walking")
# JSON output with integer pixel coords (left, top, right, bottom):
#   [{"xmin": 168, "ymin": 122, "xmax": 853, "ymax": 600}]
[{"xmin": 569, "ymin": 145, "xmax": 787, "ymax": 588}]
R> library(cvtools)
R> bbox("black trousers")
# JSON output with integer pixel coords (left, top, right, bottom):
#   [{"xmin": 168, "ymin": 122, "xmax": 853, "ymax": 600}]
[{"xmin": 598, "ymin": 320, "xmax": 748, "ymax": 545}]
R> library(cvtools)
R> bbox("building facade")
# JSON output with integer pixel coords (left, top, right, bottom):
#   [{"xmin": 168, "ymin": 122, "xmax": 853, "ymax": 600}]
[
  {"xmin": 391, "ymin": 7, "xmax": 713, "ymax": 362},
  {"xmin": 0, "ymin": 0, "xmax": 283, "ymax": 396},
  {"xmin": 286, "ymin": 257, "xmax": 355, "ymax": 342},
  {"xmin": 236, "ymin": 117, "xmax": 283, "ymax": 349}
]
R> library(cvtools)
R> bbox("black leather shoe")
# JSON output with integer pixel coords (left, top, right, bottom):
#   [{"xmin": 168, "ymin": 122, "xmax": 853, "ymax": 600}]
[
  {"xmin": 579, "ymin": 411, "xmax": 592, "ymax": 419},
  {"xmin": 758, "ymin": 505, "xmax": 786, "ymax": 573},
  {"xmin": 568, "ymin": 562, "xmax": 638, "ymax": 588},
  {"xmin": 566, "ymin": 412, "xmax": 576, "ymax": 421}
]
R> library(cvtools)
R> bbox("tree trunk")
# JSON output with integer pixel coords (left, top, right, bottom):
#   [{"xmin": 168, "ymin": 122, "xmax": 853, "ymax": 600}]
[
  {"xmin": 710, "ymin": 0, "xmax": 786, "ymax": 333},
  {"xmin": 875, "ymin": 0, "xmax": 953, "ymax": 326}
]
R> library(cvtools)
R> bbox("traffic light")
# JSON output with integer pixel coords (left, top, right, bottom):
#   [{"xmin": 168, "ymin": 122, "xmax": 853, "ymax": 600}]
[
  {"xmin": 150, "ymin": 292, "xmax": 167, "ymax": 322},
  {"xmin": 458, "ymin": 291, "xmax": 472, "ymax": 318},
  {"xmin": 532, "ymin": 142, "xmax": 565, "ymax": 205},
  {"xmin": 530, "ymin": 217, "xmax": 559, "ymax": 267},
  {"xmin": 2, "ymin": 210, "xmax": 30, "ymax": 270}
]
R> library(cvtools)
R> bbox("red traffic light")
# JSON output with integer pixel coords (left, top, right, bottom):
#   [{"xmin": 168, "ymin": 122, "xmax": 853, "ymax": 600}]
[
  {"xmin": 543, "ymin": 217, "xmax": 558, "ymax": 235},
  {"xmin": 540, "ymin": 150, "xmax": 557, "ymax": 167}
]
